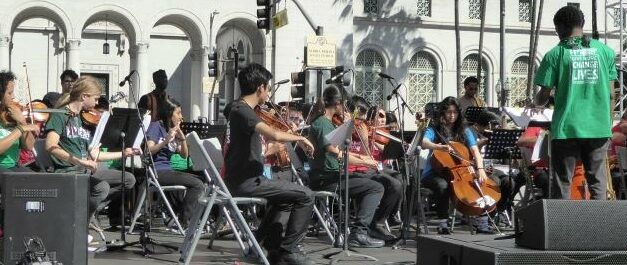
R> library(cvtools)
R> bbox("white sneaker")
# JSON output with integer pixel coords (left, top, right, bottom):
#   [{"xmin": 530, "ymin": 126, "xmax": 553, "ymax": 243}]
[{"xmin": 88, "ymin": 234, "xmax": 94, "ymax": 244}]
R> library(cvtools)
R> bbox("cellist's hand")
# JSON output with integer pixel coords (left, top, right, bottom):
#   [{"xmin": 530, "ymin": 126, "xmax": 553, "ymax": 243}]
[
  {"xmin": 476, "ymin": 168, "xmax": 488, "ymax": 183},
  {"xmin": 438, "ymin": 144, "xmax": 454, "ymax": 153}
]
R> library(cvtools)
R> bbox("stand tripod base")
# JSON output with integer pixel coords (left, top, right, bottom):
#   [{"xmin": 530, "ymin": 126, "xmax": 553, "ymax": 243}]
[
  {"xmin": 139, "ymin": 236, "xmax": 179, "ymax": 255},
  {"xmin": 105, "ymin": 239, "xmax": 140, "ymax": 251},
  {"xmin": 324, "ymin": 249, "xmax": 377, "ymax": 265}
]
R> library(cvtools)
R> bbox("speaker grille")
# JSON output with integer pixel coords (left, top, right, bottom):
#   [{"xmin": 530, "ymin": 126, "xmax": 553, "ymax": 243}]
[
  {"xmin": 13, "ymin": 188, "xmax": 58, "ymax": 198},
  {"xmin": 498, "ymin": 253, "xmax": 627, "ymax": 265}
]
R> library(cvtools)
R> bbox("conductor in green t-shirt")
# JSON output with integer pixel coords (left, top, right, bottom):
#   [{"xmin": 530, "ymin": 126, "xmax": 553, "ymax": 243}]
[{"xmin": 533, "ymin": 6, "xmax": 617, "ymax": 200}]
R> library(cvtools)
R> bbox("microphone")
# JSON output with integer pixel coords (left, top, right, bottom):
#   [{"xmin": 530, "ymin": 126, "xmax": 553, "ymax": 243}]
[
  {"xmin": 270, "ymin": 79, "xmax": 290, "ymax": 101},
  {"xmin": 273, "ymin": 79, "xmax": 290, "ymax": 86},
  {"xmin": 110, "ymin": 91, "xmax": 127, "ymax": 103},
  {"xmin": 325, "ymin": 69, "xmax": 350, "ymax": 84},
  {"xmin": 378, "ymin": 72, "xmax": 395, "ymax": 80},
  {"xmin": 119, "ymin": 70, "xmax": 137, "ymax": 86},
  {"xmin": 387, "ymin": 83, "xmax": 402, "ymax": 101}
]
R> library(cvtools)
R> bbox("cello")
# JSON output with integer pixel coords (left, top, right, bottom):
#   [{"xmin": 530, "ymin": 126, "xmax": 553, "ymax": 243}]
[{"xmin": 431, "ymin": 141, "xmax": 501, "ymax": 216}]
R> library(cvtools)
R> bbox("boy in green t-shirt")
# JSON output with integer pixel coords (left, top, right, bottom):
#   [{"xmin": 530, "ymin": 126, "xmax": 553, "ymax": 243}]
[{"xmin": 533, "ymin": 6, "xmax": 617, "ymax": 199}]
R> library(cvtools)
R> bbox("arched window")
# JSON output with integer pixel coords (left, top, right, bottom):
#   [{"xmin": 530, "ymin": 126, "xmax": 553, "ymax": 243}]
[
  {"xmin": 461, "ymin": 53, "xmax": 489, "ymax": 101},
  {"xmin": 355, "ymin": 49, "xmax": 386, "ymax": 106},
  {"xmin": 417, "ymin": 0, "xmax": 432, "ymax": 17},
  {"xmin": 509, "ymin": 56, "xmax": 533, "ymax": 106},
  {"xmin": 406, "ymin": 52, "xmax": 438, "ymax": 112}
]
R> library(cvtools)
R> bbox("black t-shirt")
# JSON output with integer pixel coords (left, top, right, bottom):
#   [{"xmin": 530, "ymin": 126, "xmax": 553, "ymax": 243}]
[{"xmin": 224, "ymin": 101, "xmax": 263, "ymax": 185}]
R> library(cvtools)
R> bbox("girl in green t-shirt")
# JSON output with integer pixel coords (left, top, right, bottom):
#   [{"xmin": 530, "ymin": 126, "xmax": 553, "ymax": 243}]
[{"xmin": 0, "ymin": 71, "xmax": 38, "ymax": 171}]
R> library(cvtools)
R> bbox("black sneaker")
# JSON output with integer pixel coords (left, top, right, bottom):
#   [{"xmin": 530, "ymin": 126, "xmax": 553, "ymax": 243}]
[
  {"xmin": 274, "ymin": 251, "xmax": 315, "ymax": 265},
  {"xmin": 348, "ymin": 231, "xmax": 385, "ymax": 248},
  {"xmin": 369, "ymin": 225, "xmax": 397, "ymax": 242},
  {"xmin": 437, "ymin": 221, "xmax": 451, "ymax": 235}
]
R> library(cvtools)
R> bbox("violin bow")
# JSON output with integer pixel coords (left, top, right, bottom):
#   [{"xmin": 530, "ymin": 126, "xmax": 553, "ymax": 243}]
[{"xmin": 22, "ymin": 63, "xmax": 35, "ymax": 125}]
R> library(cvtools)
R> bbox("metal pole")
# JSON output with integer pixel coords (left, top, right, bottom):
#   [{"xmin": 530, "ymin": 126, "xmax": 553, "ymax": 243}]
[
  {"xmin": 500, "ymin": 0, "xmax": 506, "ymax": 109},
  {"xmin": 477, "ymin": 0, "xmax": 487, "ymax": 96},
  {"xmin": 526, "ymin": 0, "xmax": 537, "ymax": 100},
  {"xmin": 455, "ymin": 0, "xmax": 462, "ymax": 97},
  {"xmin": 531, "ymin": 0, "xmax": 544, "ymax": 96},
  {"xmin": 290, "ymin": 0, "xmax": 324, "ymax": 35},
  {"xmin": 621, "ymin": 0, "xmax": 624, "ymax": 114}
]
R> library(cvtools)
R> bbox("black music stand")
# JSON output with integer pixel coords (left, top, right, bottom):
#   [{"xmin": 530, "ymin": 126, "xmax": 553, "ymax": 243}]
[
  {"xmin": 465, "ymin": 107, "xmax": 500, "ymax": 123},
  {"xmin": 93, "ymin": 108, "xmax": 144, "ymax": 250},
  {"xmin": 485, "ymin": 129, "xmax": 524, "ymax": 228},
  {"xmin": 324, "ymin": 119, "xmax": 377, "ymax": 264}
]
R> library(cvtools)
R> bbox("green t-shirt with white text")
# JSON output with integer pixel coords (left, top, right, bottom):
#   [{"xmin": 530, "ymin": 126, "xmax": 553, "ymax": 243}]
[
  {"xmin": 0, "ymin": 124, "xmax": 20, "ymax": 169},
  {"xmin": 534, "ymin": 37, "xmax": 617, "ymax": 139}
]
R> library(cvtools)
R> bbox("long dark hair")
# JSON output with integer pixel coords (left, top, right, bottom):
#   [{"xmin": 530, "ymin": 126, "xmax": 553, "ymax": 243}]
[
  {"xmin": 0, "ymin": 71, "xmax": 15, "ymax": 111},
  {"xmin": 157, "ymin": 97, "xmax": 181, "ymax": 128},
  {"xmin": 433, "ymin": 96, "xmax": 466, "ymax": 143}
]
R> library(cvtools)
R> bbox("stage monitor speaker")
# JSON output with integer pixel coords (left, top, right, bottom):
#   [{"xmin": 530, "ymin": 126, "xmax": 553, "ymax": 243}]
[
  {"xmin": 1, "ymin": 172, "xmax": 89, "ymax": 264},
  {"xmin": 515, "ymin": 199, "xmax": 627, "ymax": 250}
]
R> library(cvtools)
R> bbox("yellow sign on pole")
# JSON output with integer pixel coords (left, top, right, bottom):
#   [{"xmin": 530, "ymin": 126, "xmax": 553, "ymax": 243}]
[
  {"xmin": 306, "ymin": 35, "xmax": 336, "ymax": 68},
  {"xmin": 202, "ymin": 76, "xmax": 217, "ymax": 94},
  {"xmin": 272, "ymin": 9, "xmax": 288, "ymax": 29}
]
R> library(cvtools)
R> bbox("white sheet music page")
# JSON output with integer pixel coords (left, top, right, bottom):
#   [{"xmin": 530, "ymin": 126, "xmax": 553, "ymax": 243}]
[
  {"xmin": 325, "ymin": 120, "xmax": 353, "ymax": 147},
  {"xmin": 531, "ymin": 130, "xmax": 548, "ymax": 164},
  {"xmin": 502, "ymin": 107, "xmax": 553, "ymax": 128},
  {"xmin": 133, "ymin": 113, "xmax": 152, "ymax": 149},
  {"xmin": 89, "ymin": 111, "xmax": 110, "ymax": 149}
]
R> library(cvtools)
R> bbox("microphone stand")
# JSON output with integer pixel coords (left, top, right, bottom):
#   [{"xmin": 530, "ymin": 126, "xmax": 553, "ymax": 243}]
[{"xmin": 122, "ymin": 74, "xmax": 179, "ymax": 255}]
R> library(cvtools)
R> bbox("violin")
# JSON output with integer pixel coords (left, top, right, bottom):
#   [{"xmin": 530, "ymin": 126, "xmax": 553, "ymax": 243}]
[
  {"xmin": 80, "ymin": 108, "xmax": 102, "ymax": 129},
  {"xmin": 1, "ymin": 100, "xmax": 63, "ymax": 127},
  {"xmin": 255, "ymin": 106, "xmax": 292, "ymax": 168},
  {"xmin": 431, "ymin": 141, "xmax": 501, "ymax": 216}
]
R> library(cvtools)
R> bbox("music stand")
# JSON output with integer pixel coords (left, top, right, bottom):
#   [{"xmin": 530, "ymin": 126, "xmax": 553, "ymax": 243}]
[
  {"xmin": 485, "ymin": 129, "xmax": 524, "ymax": 228},
  {"xmin": 90, "ymin": 108, "xmax": 145, "ymax": 250},
  {"xmin": 324, "ymin": 119, "xmax": 377, "ymax": 264},
  {"xmin": 465, "ymin": 107, "xmax": 500, "ymax": 123}
]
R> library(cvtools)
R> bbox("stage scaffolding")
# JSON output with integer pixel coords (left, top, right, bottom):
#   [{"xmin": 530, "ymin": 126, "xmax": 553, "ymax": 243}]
[{"xmin": 606, "ymin": 0, "xmax": 626, "ymax": 117}]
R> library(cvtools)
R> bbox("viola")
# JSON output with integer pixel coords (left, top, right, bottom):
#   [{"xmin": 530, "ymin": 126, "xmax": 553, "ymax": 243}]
[{"xmin": 431, "ymin": 141, "xmax": 501, "ymax": 216}]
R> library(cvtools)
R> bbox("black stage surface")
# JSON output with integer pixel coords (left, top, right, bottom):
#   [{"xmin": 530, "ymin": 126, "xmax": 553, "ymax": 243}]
[{"xmin": 417, "ymin": 234, "xmax": 627, "ymax": 265}]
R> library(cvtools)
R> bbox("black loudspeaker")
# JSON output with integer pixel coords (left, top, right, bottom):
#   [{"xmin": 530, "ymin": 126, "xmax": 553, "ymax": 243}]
[
  {"xmin": 417, "ymin": 234, "xmax": 627, "ymax": 265},
  {"xmin": 515, "ymin": 199, "xmax": 627, "ymax": 250},
  {"xmin": 1, "ymin": 172, "xmax": 89, "ymax": 264}
]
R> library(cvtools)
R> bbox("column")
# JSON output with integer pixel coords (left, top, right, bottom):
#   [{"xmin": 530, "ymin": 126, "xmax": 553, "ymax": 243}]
[
  {"xmin": 189, "ymin": 48, "xmax": 204, "ymax": 120},
  {"xmin": 0, "ymin": 34, "xmax": 10, "ymax": 71},
  {"xmin": 200, "ymin": 46, "xmax": 210, "ymax": 121},
  {"xmin": 135, "ymin": 42, "xmax": 149, "ymax": 106},
  {"xmin": 66, "ymin": 39, "xmax": 81, "ymax": 73}
]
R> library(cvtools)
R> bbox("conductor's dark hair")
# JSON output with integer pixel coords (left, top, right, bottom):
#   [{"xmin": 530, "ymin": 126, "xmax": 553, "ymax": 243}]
[
  {"xmin": 237, "ymin": 63, "xmax": 273, "ymax": 96},
  {"xmin": 464, "ymin": 76, "xmax": 479, "ymax": 87},
  {"xmin": 553, "ymin": 5, "xmax": 585, "ymax": 41}
]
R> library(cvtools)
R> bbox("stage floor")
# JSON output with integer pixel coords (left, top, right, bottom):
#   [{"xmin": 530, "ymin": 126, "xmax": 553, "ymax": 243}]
[{"xmin": 88, "ymin": 223, "xmax": 422, "ymax": 264}]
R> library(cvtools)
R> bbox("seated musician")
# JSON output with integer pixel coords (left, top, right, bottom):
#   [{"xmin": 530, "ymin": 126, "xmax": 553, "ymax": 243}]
[
  {"xmin": 145, "ymin": 98, "xmax": 206, "ymax": 228},
  {"xmin": 344, "ymin": 97, "xmax": 400, "ymax": 242},
  {"xmin": 366, "ymin": 105, "xmax": 404, "ymax": 227},
  {"xmin": 420, "ymin": 97, "xmax": 489, "ymax": 234},
  {"xmin": 223, "ymin": 63, "xmax": 315, "ymax": 265},
  {"xmin": 385, "ymin": 111, "xmax": 400, "ymax": 132},
  {"xmin": 308, "ymin": 84, "xmax": 385, "ymax": 248},
  {"xmin": 610, "ymin": 111, "xmax": 627, "ymax": 156},
  {"xmin": 458, "ymin": 76, "xmax": 486, "ymax": 116},
  {"xmin": 0, "ymin": 72, "xmax": 38, "ymax": 173},
  {"xmin": 44, "ymin": 76, "xmax": 137, "ymax": 227}
]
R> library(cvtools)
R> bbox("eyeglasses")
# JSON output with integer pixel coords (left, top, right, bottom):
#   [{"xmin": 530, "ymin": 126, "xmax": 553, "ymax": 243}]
[
  {"xmin": 378, "ymin": 112, "xmax": 386, "ymax": 118},
  {"xmin": 62, "ymin": 79, "xmax": 75, "ymax": 84}
]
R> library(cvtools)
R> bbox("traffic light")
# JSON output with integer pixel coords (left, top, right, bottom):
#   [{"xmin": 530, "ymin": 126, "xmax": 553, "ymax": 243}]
[
  {"xmin": 208, "ymin": 51, "xmax": 219, "ymax": 77},
  {"xmin": 257, "ymin": 0, "xmax": 272, "ymax": 30},
  {"xmin": 290, "ymin": 71, "xmax": 306, "ymax": 98},
  {"xmin": 234, "ymin": 51, "xmax": 246, "ymax": 74}
]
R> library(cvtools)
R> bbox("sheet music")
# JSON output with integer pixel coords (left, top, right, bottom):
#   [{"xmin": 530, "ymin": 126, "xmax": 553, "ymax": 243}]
[
  {"xmin": 531, "ymin": 129, "xmax": 548, "ymax": 164},
  {"xmin": 89, "ymin": 111, "xmax": 110, "ymax": 149},
  {"xmin": 502, "ymin": 107, "xmax": 553, "ymax": 128},
  {"xmin": 89, "ymin": 111, "xmax": 150, "ymax": 150},
  {"xmin": 325, "ymin": 120, "xmax": 353, "ymax": 148}
]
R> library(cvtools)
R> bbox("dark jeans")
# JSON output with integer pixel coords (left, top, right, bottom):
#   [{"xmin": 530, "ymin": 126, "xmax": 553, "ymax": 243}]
[
  {"xmin": 155, "ymin": 170, "xmax": 206, "ymax": 225},
  {"xmin": 421, "ymin": 174, "xmax": 450, "ymax": 219},
  {"xmin": 552, "ymin": 138, "xmax": 609, "ymax": 199},
  {"xmin": 310, "ymin": 172, "xmax": 384, "ymax": 233},
  {"xmin": 92, "ymin": 169, "xmax": 136, "ymax": 219},
  {"xmin": 229, "ymin": 176, "xmax": 313, "ymax": 253},
  {"xmin": 353, "ymin": 169, "xmax": 402, "ymax": 224}
]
